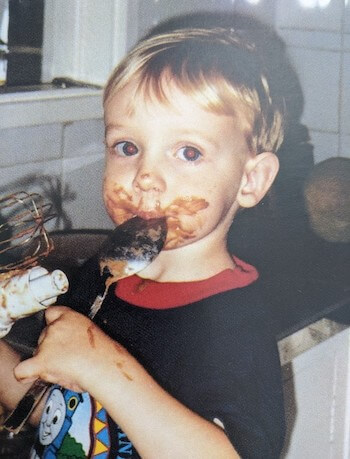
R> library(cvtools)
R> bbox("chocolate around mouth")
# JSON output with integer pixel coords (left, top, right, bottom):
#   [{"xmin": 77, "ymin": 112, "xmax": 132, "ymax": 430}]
[
  {"xmin": 136, "ymin": 209, "xmax": 163, "ymax": 220},
  {"xmin": 106, "ymin": 186, "xmax": 209, "ymax": 249}
]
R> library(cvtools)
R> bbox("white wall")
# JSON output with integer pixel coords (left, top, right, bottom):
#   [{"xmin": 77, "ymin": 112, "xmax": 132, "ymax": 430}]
[
  {"xmin": 275, "ymin": 0, "xmax": 350, "ymax": 162},
  {"xmin": 0, "ymin": 89, "xmax": 109, "ymax": 230}
]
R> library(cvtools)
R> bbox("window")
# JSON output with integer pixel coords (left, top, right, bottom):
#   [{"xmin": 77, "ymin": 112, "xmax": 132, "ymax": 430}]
[
  {"xmin": 0, "ymin": 0, "xmax": 44, "ymax": 87},
  {"xmin": 41, "ymin": 0, "xmax": 137, "ymax": 87},
  {"xmin": 0, "ymin": 0, "xmax": 135, "ymax": 91},
  {"xmin": 0, "ymin": 0, "xmax": 8, "ymax": 85}
]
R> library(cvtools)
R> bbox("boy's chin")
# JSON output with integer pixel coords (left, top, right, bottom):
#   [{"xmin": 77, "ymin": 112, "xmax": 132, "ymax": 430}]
[{"xmin": 163, "ymin": 236, "xmax": 197, "ymax": 251}]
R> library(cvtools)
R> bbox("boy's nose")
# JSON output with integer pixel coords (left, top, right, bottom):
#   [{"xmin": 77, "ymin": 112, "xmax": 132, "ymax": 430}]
[{"xmin": 133, "ymin": 168, "xmax": 166, "ymax": 194}]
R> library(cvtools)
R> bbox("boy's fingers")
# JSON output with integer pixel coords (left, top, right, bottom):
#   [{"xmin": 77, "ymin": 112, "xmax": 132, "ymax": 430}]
[
  {"xmin": 44, "ymin": 305, "xmax": 68, "ymax": 324},
  {"xmin": 36, "ymin": 328, "xmax": 47, "ymax": 348},
  {"xmin": 14, "ymin": 358, "xmax": 41, "ymax": 383},
  {"xmin": 15, "ymin": 376, "xmax": 39, "ymax": 385}
]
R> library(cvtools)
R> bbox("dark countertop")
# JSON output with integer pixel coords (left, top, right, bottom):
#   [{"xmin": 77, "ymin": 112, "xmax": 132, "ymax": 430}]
[{"xmin": 230, "ymin": 207, "xmax": 350, "ymax": 341}]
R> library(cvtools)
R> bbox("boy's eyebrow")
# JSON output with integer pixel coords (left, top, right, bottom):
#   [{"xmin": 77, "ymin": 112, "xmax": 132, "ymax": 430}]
[
  {"xmin": 173, "ymin": 127, "xmax": 221, "ymax": 150},
  {"xmin": 105, "ymin": 123, "xmax": 124, "ymax": 137}
]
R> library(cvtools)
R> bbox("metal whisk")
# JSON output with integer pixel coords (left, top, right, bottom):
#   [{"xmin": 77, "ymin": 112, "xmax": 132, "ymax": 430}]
[
  {"xmin": 0, "ymin": 192, "xmax": 65, "ymax": 435},
  {"xmin": 0, "ymin": 191, "xmax": 55, "ymax": 272}
]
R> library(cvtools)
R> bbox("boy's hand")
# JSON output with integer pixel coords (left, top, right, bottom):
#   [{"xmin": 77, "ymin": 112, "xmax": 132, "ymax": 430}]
[{"xmin": 14, "ymin": 306, "xmax": 117, "ymax": 393}]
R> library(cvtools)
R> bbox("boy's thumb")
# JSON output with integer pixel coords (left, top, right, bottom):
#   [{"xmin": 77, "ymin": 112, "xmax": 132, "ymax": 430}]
[
  {"xmin": 14, "ymin": 358, "xmax": 41, "ymax": 384},
  {"xmin": 45, "ymin": 305, "xmax": 67, "ymax": 324}
]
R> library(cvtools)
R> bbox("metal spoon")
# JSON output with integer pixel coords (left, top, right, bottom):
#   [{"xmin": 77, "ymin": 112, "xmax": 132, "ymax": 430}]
[
  {"xmin": 4, "ymin": 216, "xmax": 167, "ymax": 433},
  {"xmin": 89, "ymin": 216, "xmax": 167, "ymax": 318}
]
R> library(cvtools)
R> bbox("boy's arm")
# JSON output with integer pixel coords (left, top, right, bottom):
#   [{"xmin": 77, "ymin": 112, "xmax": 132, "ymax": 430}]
[
  {"xmin": 0, "ymin": 339, "xmax": 45, "ymax": 426},
  {"xmin": 0, "ymin": 339, "xmax": 28, "ymax": 411},
  {"xmin": 14, "ymin": 306, "xmax": 239, "ymax": 458},
  {"xmin": 87, "ymin": 337, "xmax": 240, "ymax": 459}
]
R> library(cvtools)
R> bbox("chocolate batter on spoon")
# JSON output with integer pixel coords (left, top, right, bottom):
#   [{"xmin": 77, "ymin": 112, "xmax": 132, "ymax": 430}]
[{"xmin": 90, "ymin": 216, "xmax": 167, "ymax": 317}]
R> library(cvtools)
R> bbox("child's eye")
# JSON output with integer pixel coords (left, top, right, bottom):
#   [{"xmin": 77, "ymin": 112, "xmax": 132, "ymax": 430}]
[
  {"xmin": 114, "ymin": 141, "xmax": 139, "ymax": 156},
  {"xmin": 177, "ymin": 146, "xmax": 202, "ymax": 162}
]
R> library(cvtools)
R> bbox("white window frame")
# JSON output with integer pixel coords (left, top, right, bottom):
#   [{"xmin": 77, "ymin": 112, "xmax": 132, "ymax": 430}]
[{"xmin": 42, "ymin": 0, "xmax": 139, "ymax": 87}]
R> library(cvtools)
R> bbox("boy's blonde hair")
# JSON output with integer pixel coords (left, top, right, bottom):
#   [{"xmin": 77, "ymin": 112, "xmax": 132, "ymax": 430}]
[{"xmin": 104, "ymin": 28, "xmax": 285, "ymax": 154}]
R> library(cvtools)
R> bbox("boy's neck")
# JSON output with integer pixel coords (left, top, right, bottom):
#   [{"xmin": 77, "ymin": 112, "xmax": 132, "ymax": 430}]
[{"xmin": 138, "ymin": 234, "xmax": 235, "ymax": 283}]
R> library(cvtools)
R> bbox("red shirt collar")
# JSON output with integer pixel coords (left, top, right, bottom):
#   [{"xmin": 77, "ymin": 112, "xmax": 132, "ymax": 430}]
[{"xmin": 115, "ymin": 256, "xmax": 258, "ymax": 309}]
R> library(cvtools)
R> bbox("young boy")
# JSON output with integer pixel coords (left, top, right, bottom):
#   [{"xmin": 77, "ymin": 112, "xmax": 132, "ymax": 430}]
[{"xmin": 0, "ymin": 27, "xmax": 285, "ymax": 458}]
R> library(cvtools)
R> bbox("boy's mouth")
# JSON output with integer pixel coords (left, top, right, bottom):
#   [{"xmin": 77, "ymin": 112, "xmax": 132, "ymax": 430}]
[
  {"xmin": 137, "ymin": 192, "xmax": 162, "ymax": 220},
  {"xmin": 105, "ymin": 185, "xmax": 209, "ymax": 249},
  {"xmin": 137, "ymin": 209, "xmax": 163, "ymax": 220}
]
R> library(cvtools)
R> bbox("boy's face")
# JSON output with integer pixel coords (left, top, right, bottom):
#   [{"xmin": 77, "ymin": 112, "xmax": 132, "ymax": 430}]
[{"xmin": 103, "ymin": 80, "xmax": 251, "ymax": 250}]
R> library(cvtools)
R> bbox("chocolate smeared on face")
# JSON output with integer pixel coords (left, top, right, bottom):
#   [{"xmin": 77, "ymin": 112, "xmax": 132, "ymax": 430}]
[
  {"xmin": 104, "ymin": 185, "xmax": 136, "ymax": 224},
  {"xmin": 164, "ymin": 196, "xmax": 209, "ymax": 249},
  {"xmin": 104, "ymin": 185, "xmax": 209, "ymax": 250}
]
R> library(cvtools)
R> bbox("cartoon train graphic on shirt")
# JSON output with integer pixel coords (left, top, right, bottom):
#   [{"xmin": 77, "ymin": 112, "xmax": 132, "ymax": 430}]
[{"xmin": 30, "ymin": 386, "xmax": 133, "ymax": 458}]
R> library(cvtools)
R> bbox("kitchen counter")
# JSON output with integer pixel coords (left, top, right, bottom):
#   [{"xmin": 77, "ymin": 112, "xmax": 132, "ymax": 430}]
[{"xmin": 278, "ymin": 317, "xmax": 348, "ymax": 365}]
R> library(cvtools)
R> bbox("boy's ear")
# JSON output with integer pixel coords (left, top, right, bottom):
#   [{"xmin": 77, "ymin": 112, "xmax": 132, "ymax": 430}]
[{"xmin": 237, "ymin": 152, "xmax": 279, "ymax": 208}]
